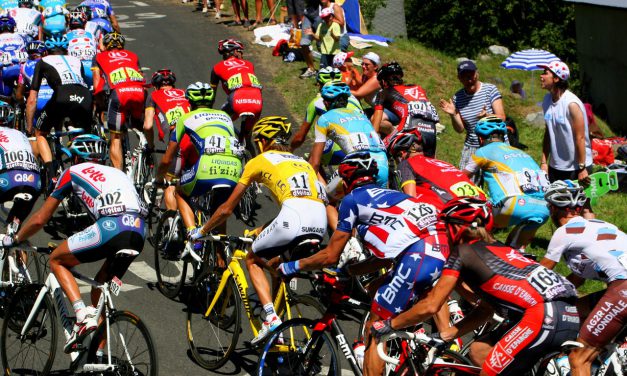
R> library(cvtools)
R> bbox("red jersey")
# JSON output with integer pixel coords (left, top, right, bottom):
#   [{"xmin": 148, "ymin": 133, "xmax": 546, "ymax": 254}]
[
  {"xmin": 210, "ymin": 57, "xmax": 262, "ymax": 95},
  {"xmin": 93, "ymin": 49, "xmax": 144, "ymax": 93},
  {"xmin": 145, "ymin": 88, "xmax": 191, "ymax": 141},
  {"xmin": 398, "ymin": 155, "xmax": 485, "ymax": 209}
]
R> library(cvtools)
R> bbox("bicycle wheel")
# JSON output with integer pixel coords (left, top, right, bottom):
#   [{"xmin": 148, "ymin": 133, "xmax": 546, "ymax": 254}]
[
  {"xmin": 257, "ymin": 317, "xmax": 340, "ymax": 376},
  {"xmin": 1, "ymin": 284, "xmax": 57, "ymax": 376},
  {"xmin": 1, "ymin": 250, "xmax": 42, "ymax": 312},
  {"xmin": 186, "ymin": 272, "xmax": 242, "ymax": 370},
  {"xmin": 154, "ymin": 211, "xmax": 187, "ymax": 299},
  {"xmin": 394, "ymin": 348, "xmax": 475, "ymax": 376},
  {"xmin": 86, "ymin": 310, "xmax": 158, "ymax": 376},
  {"xmin": 237, "ymin": 183, "xmax": 258, "ymax": 226}
]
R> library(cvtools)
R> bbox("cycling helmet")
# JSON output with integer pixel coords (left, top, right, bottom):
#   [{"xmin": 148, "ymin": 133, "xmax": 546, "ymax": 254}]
[
  {"xmin": 438, "ymin": 196, "xmax": 494, "ymax": 243},
  {"xmin": 217, "ymin": 39, "xmax": 244, "ymax": 55},
  {"xmin": 376, "ymin": 61, "xmax": 403, "ymax": 82},
  {"xmin": 475, "ymin": 115, "xmax": 507, "ymax": 139},
  {"xmin": 103, "ymin": 32, "xmax": 125, "ymax": 50},
  {"xmin": 18, "ymin": 0, "xmax": 33, "ymax": 8},
  {"xmin": 75, "ymin": 5, "xmax": 92, "ymax": 20},
  {"xmin": 0, "ymin": 16, "xmax": 16, "ymax": 33},
  {"xmin": 320, "ymin": 81, "xmax": 351, "ymax": 101},
  {"xmin": 68, "ymin": 134, "xmax": 108, "ymax": 163},
  {"xmin": 0, "ymin": 102, "xmax": 15, "ymax": 127},
  {"xmin": 151, "ymin": 69, "xmax": 176, "ymax": 88},
  {"xmin": 26, "ymin": 40, "xmax": 47, "ymax": 56},
  {"xmin": 44, "ymin": 34, "xmax": 68, "ymax": 51},
  {"xmin": 387, "ymin": 128, "xmax": 422, "ymax": 156},
  {"xmin": 185, "ymin": 82, "xmax": 214, "ymax": 105},
  {"xmin": 252, "ymin": 116, "xmax": 292, "ymax": 145},
  {"xmin": 68, "ymin": 10, "xmax": 88, "ymax": 29},
  {"xmin": 316, "ymin": 66, "xmax": 342, "ymax": 85},
  {"xmin": 544, "ymin": 180, "xmax": 587, "ymax": 208},
  {"xmin": 338, "ymin": 151, "xmax": 378, "ymax": 193}
]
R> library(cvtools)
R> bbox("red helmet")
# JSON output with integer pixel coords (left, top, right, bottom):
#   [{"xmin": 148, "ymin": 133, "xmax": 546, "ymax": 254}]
[
  {"xmin": 338, "ymin": 152, "xmax": 378, "ymax": 193},
  {"xmin": 218, "ymin": 39, "xmax": 244, "ymax": 55},
  {"xmin": 387, "ymin": 128, "xmax": 422, "ymax": 156},
  {"xmin": 438, "ymin": 196, "xmax": 493, "ymax": 243}
]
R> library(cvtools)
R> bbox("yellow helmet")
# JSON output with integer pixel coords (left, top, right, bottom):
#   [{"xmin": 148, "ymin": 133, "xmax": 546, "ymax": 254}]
[{"xmin": 252, "ymin": 116, "xmax": 291, "ymax": 144}]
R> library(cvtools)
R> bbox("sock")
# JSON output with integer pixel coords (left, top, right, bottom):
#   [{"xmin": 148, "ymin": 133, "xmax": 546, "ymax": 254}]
[
  {"xmin": 73, "ymin": 300, "xmax": 86, "ymax": 321},
  {"xmin": 263, "ymin": 303, "xmax": 277, "ymax": 321}
]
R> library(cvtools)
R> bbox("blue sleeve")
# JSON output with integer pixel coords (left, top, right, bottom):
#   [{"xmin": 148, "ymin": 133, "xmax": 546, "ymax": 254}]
[
  {"xmin": 336, "ymin": 193, "xmax": 358, "ymax": 233},
  {"xmin": 50, "ymin": 168, "xmax": 73, "ymax": 200}
]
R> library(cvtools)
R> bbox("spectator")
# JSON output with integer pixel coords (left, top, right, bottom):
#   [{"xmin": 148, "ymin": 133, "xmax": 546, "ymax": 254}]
[
  {"xmin": 309, "ymin": 7, "xmax": 340, "ymax": 68},
  {"xmin": 439, "ymin": 60, "xmax": 505, "ymax": 172},
  {"xmin": 251, "ymin": 0, "xmax": 276, "ymax": 28},
  {"xmin": 298, "ymin": 0, "xmax": 320, "ymax": 78},
  {"xmin": 224, "ymin": 0, "xmax": 250, "ymax": 26},
  {"xmin": 321, "ymin": 0, "xmax": 348, "ymax": 52},
  {"xmin": 510, "ymin": 79, "xmax": 526, "ymax": 99},
  {"xmin": 350, "ymin": 51, "xmax": 380, "ymax": 106},
  {"xmin": 332, "ymin": 51, "xmax": 361, "ymax": 90},
  {"xmin": 584, "ymin": 102, "xmax": 605, "ymax": 139},
  {"xmin": 539, "ymin": 60, "xmax": 594, "ymax": 219}
]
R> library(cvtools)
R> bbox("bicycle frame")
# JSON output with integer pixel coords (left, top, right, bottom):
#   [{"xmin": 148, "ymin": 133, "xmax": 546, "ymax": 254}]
[{"xmin": 0, "ymin": 250, "xmax": 33, "ymax": 289}]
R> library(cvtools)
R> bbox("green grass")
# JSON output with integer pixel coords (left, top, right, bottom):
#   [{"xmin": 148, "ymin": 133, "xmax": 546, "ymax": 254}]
[{"xmin": 243, "ymin": 19, "xmax": 626, "ymax": 295}]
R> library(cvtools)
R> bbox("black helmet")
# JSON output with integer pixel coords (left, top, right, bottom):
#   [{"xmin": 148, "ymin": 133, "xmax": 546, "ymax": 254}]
[{"xmin": 376, "ymin": 61, "xmax": 404, "ymax": 82}]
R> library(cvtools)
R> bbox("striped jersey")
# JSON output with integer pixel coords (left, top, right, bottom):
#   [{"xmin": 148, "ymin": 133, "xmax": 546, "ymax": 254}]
[{"xmin": 453, "ymin": 82, "xmax": 501, "ymax": 148}]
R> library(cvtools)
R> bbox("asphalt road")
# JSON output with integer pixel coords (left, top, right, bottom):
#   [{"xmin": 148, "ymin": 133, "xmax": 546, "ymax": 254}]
[{"xmin": 0, "ymin": 1, "xmax": 362, "ymax": 374}]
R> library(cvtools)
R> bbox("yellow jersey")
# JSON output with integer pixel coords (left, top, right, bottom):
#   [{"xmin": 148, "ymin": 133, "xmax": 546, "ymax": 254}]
[{"xmin": 238, "ymin": 151, "xmax": 326, "ymax": 205}]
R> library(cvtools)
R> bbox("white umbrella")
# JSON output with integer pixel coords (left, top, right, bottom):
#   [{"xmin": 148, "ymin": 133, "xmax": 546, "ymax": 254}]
[{"xmin": 501, "ymin": 49, "xmax": 561, "ymax": 99}]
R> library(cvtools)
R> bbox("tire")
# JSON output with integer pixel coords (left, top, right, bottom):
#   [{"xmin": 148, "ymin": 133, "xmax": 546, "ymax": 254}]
[
  {"xmin": 1, "ymin": 284, "xmax": 57, "ymax": 376},
  {"xmin": 186, "ymin": 273, "xmax": 242, "ymax": 370},
  {"xmin": 394, "ymin": 348, "xmax": 475, "ymax": 376},
  {"xmin": 237, "ymin": 183, "xmax": 257, "ymax": 226},
  {"xmin": 281, "ymin": 294, "xmax": 326, "ymax": 320},
  {"xmin": 154, "ymin": 211, "xmax": 187, "ymax": 299},
  {"xmin": 86, "ymin": 310, "xmax": 158, "ymax": 376},
  {"xmin": 1, "ymin": 249, "xmax": 42, "ymax": 313},
  {"xmin": 257, "ymin": 317, "xmax": 340, "ymax": 376}
]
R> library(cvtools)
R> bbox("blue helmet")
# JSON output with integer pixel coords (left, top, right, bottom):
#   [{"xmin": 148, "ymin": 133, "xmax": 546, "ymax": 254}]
[
  {"xmin": 0, "ymin": 16, "xmax": 16, "ymax": 33},
  {"xmin": 0, "ymin": 102, "xmax": 15, "ymax": 127},
  {"xmin": 475, "ymin": 115, "xmax": 507, "ymax": 139},
  {"xmin": 44, "ymin": 35, "xmax": 68, "ymax": 51},
  {"xmin": 26, "ymin": 40, "xmax": 47, "ymax": 56},
  {"xmin": 68, "ymin": 134, "xmax": 108, "ymax": 163},
  {"xmin": 320, "ymin": 81, "xmax": 351, "ymax": 101}
]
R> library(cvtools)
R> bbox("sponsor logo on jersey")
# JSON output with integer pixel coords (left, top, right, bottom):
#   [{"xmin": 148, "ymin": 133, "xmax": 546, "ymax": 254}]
[
  {"xmin": 122, "ymin": 214, "xmax": 141, "ymax": 228},
  {"xmin": 106, "ymin": 50, "xmax": 130, "ymax": 62},
  {"xmin": 403, "ymin": 87, "xmax": 425, "ymax": 100},
  {"xmin": 223, "ymin": 59, "xmax": 246, "ymax": 69},
  {"xmin": 81, "ymin": 191, "xmax": 94, "ymax": 208},
  {"xmin": 102, "ymin": 219, "xmax": 117, "ymax": 231},
  {"xmin": 0, "ymin": 178, "xmax": 8, "ymax": 187},
  {"xmin": 0, "ymin": 131, "xmax": 8, "ymax": 143},
  {"xmin": 81, "ymin": 166, "xmax": 106, "ymax": 182},
  {"xmin": 163, "ymin": 89, "xmax": 184, "ymax": 99},
  {"xmin": 70, "ymin": 94, "xmax": 84, "ymax": 103},
  {"xmin": 234, "ymin": 98, "xmax": 261, "ymax": 105},
  {"xmin": 379, "ymin": 263, "xmax": 412, "ymax": 304},
  {"xmin": 13, "ymin": 173, "xmax": 35, "ymax": 183}
]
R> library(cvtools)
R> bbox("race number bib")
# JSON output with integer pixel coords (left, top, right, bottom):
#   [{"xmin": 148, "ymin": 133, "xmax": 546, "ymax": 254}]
[
  {"xmin": 288, "ymin": 172, "xmax": 312, "ymax": 197},
  {"xmin": 70, "ymin": 47, "xmax": 95, "ymax": 61},
  {"xmin": 526, "ymin": 267, "xmax": 569, "ymax": 300},
  {"xmin": 204, "ymin": 135, "xmax": 226, "ymax": 155},
  {"xmin": 407, "ymin": 101, "xmax": 429, "ymax": 118},
  {"xmin": 0, "ymin": 52, "xmax": 11, "ymax": 66},
  {"xmin": 348, "ymin": 132, "xmax": 370, "ymax": 151},
  {"xmin": 108, "ymin": 67, "xmax": 143, "ymax": 86},
  {"xmin": 517, "ymin": 168, "xmax": 541, "ymax": 193},
  {"xmin": 226, "ymin": 73, "xmax": 262, "ymax": 91},
  {"xmin": 96, "ymin": 191, "xmax": 126, "ymax": 216},
  {"xmin": 402, "ymin": 202, "xmax": 437, "ymax": 230},
  {"xmin": 165, "ymin": 106, "xmax": 186, "ymax": 126},
  {"xmin": 450, "ymin": 181, "xmax": 481, "ymax": 198}
]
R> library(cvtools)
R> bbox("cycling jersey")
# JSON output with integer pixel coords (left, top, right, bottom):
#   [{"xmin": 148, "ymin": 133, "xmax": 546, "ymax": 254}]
[
  {"xmin": 19, "ymin": 58, "xmax": 53, "ymax": 124},
  {"xmin": 145, "ymin": 88, "xmax": 191, "ymax": 141},
  {"xmin": 92, "ymin": 49, "xmax": 144, "ymax": 93},
  {"xmin": 87, "ymin": 17, "xmax": 111, "ymax": 35},
  {"xmin": 210, "ymin": 56, "xmax": 262, "ymax": 95},
  {"xmin": 6, "ymin": 8, "xmax": 41, "ymax": 40},
  {"xmin": 238, "ymin": 150, "xmax": 326, "ymax": 205},
  {"xmin": 465, "ymin": 142, "xmax": 549, "ymax": 205},
  {"xmin": 32, "ymin": 54, "xmax": 87, "ymax": 90},
  {"xmin": 398, "ymin": 155, "xmax": 485, "ymax": 208},
  {"xmin": 67, "ymin": 31, "xmax": 97, "ymax": 87},
  {"xmin": 304, "ymin": 93, "xmax": 362, "ymax": 125},
  {"xmin": 0, "ymin": 128, "xmax": 38, "ymax": 172},
  {"xmin": 79, "ymin": 0, "xmax": 115, "ymax": 18},
  {"xmin": 0, "ymin": 32, "xmax": 26, "ymax": 96},
  {"xmin": 0, "ymin": 0, "xmax": 17, "ymax": 10},
  {"xmin": 52, "ymin": 162, "xmax": 147, "ymax": 220},
  {"xmin": 39, "ymin": 2, "xmax": 67, "ymax": 36},
  {"xmin": 545, "ymin": 217, "xmax": 627, "ymax": 283}
]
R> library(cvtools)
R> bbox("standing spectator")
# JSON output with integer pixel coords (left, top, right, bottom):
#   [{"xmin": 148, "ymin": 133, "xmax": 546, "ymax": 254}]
[
  {"xmin": 332, "ymin": 51, "xmax": 360, "ymax": 90},
  {"xmin": 350, "ymin": 51, "xmax": 380, "ymax": 106},
  {"xmin": 309, "ymin": 7, "xmax": 339, "ymax": 68},
  {"xmin": 321, "ymin": 0, "xmax": 348, "ymax": 52},
  {"xmin": 439, "ymin": 60, "xmax": 505, "ymax": 171},
  {"xmin": 224, "ymin": 0, "xmax": 250, "ymax": 25},
  {"xmin": 298, "ymin": 0, "xmax": 320, "ymax": 78},
  {"xmin": 250, "ymin": 0, "xmax": 276, "ymax": 28},
  {"xmin": 538, "ymin": 60, "xmax": 594, "ymax": 217}
]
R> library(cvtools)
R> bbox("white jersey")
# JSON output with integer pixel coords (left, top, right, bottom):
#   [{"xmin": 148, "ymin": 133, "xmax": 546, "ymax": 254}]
[
  {"xmin": 51, "ymin": 162, "xmax": 147, "ymax": 219},
  {"xmin": 67, "ymin": 30, "xmax": 97, "ymax": 61},
  {"xmin": 0, "ymin": 128, "xmax": 38, "ymax": 172},
  {"xmin": 7, "ymin": 8, "xmax": 42, "ymax": 39},
  {"xmin": 545, "ymin": 216, "xmax": 627, "ymax": 283},
  {"xmin": 84, "ymin": 20, "xmax": 102, "ymax": 42},
  {"xmin": 0, "ymin": 32, "xmax": 26, "ymax": 65}
]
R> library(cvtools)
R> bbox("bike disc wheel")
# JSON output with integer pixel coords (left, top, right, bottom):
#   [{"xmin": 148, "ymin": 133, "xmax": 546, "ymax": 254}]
[
  {"xmin": 257, "ymin": 317, "xmax": 340, "ymax": 376},
  {"xmin": 1, "ymin": 284, "xmax": 57, "ymax": 376},
  {"xmin": 86, "ymin": 310, "xmax": 158, "ymax": 376},
  {"xmin": 154, "ymin": 211, "xmax": 187, "ymax": 299},
  {"xmin": 186, "ymin": 273, "xmax": 241, "ymax": 370}
]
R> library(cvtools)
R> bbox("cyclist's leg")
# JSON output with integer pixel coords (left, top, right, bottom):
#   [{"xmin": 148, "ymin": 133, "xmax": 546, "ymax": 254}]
[
  {"xmin": 504, "ymin": 195, "xmax": 549, "ymax": 249},
  {"xmin": 4, "ymin": 183, "xmax": 40, "ymax": 224},
  {"xmin": 106, "ymin": 90, "xmax": 128, "ymax": 170}
]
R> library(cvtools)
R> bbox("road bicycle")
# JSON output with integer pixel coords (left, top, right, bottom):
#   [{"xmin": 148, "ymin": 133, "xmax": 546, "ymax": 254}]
[
  {"xmin": 187, "ymin": 233, "xmax": 326, "ymax": 371},
  {"xmin": 0, "ymin": 243, "xmax": 157, "ymax": 375},
  {"xmin": 124, "ymin": 128, "xmax": 164, "ymax": 206}
]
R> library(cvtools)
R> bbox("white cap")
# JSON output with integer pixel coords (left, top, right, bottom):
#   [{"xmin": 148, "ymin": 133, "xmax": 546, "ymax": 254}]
[{"xmin": 362, "ymin": 52, "xmax": 380, "ymax": 66}]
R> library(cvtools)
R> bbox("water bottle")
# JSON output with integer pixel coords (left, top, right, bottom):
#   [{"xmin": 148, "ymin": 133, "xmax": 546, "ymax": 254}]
[
  {"xmin": 352, "ymin": 340, "xmax": 365, "ymax": 370},
  {"xmin": 554, "ymin": 355, "xmax": 571, "ymax": 376},
  {"xmin": 448, "ymin": 299, "xmax": 464, "ymax": 324}
]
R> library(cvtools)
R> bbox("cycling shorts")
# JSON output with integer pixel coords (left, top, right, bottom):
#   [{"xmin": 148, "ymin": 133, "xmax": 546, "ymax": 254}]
[
  {"xmin": 81, "ymin": 59, "xmax": 94, "ymax": 88},
  {"xmin": 36, "ymin": 85, "xmax": 92, "ymax": 133},
  {"xmin": 404, "ymin": 117, "xmax": 437, "ymax": 158},
  {"xmin": 370, "ymin": 150, "xmax": 389, "ymax": 188},
  {"xmin": 179, "ymin": 154, "xmax": 241, "ymax": 198},
  {"xmin": 221, "ymin": 87, "xmax": 262, "ymax": 122},
  {"xmin": 372, "ymin": 234, "xmax": 445, "ymax": 320},
  {"xmin": 481, "ymin": 301, "xmax": 580, "ymax": 376},
  {"xmin": 1, "ymin": 64, "xmax": 20, "ymax": 96},
  {"xmin": 167, "ymin": 134, "xmax": 198, "ymax": 177},
  {"xmin": 0, "ymin": 170, "xmax": 41, "ymax": 194},
  {"xmin": 106, "ymin": 86, "xmax": 145, "ymax": 133},
  {"xmin": 579, "ymin": 279, "xmax": 627, "ymax": 348},
  {"xmin": 253, "ymin": 198, "xmax": 327, "ymax": 261},
  {"xmin": 68, "ymin": 214, "xmax": 146, "ymax": 272},
  {"xmin": 493, "ymin": 195, "xmax": 549, "ymax": 230}
]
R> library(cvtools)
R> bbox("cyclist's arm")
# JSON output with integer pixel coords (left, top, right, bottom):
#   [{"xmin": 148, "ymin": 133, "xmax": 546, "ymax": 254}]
[
  {"xmin": 15, "ymin": 195, "xmax": 61, "ymax": 243},
  {"xmin": 371, "ymin": 108, "xmax": 383, "ymax": 133},
  {"xmin": 440, "ymin": 297, "xmax": 493, "ymax": 342},
  {"xmin": 25, "ymin": 89, "xmax": 37, "ymax": 134},
  {"xmin": 491, "ymin": 98, "xmax": 505, "ymax": 120},
  {"xmin": 401, "ymin": 181, "xmax": 416, "ymax": 196},
  {"xmin": 110, "ymin": 14, "xmax": 120, "ymax": 32},
  {"xmin": 539, "ymin": 258, "xmax": 557, "ymax": 270},
  {"xmin": 143, "ymin": 106, "xmax": 155, "ymax": 133},
  {"xmin": 199, "ymin": 183, "xmax": 247, "ymax": 234},
  {"xmin": 390, "ymin": 273, "xmax": 457, "ymax": 330},
  {"xmin": 308, "ymin": 141, "xmax": 325, "ymax": 173},
  {"xmin": 297, "ymin": 229, "xmax": 350, "ymax": 270},
  {"xmin": 541, "ymin": 125, "xmax": 550, "ymax": 171},
  {"xmin": 291, "ymin": 120, "xmax": 311, "ymax": 151},
  {"xmin": 351, "ymin": 75, "xmax": 380, "ymax": 101},
  {"xmin": 91, "ymin": 64, "xmax": 103, "ymax": 94},
  {"xmin": 156, "ymin": 140, "xmax": 178, "ymax": 179}
]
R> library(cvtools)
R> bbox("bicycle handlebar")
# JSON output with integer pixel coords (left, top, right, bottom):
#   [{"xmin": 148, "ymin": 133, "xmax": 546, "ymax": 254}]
[
  {"xmin": 200, "ymin": 234, "xmax": 254, "ymax": 244},
  {"xmin": 376, "ymin": 331, "xmax": 446, "ymax": 366}
]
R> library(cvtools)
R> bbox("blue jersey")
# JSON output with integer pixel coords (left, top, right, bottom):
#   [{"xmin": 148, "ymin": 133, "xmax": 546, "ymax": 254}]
[
  {"xmin": 465, "ymin": 142, "xmax": 549, "ymax": 205},
  {"xmin": 90, "ymin": 17, "xmax": 112, "ymax": 33},
  {"xmin": 0, "ymin": 0, "xmax": 18, "ymax": 10},
  {"xmin": 314, "ymin": 107, "xmax": 385, "ymax": 153}
]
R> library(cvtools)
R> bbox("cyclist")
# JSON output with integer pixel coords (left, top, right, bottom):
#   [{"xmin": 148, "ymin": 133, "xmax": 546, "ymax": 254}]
[
  {"xmin": 464, "ymin": 115, "xmax": 549, "ymax": 249},
  {"xmin": 278, "ymin": 151, "xmax": 448, "ymax": 375},
  {"xmin": 0, "ymin": 135, "xmax": 147, "ymax": 354},
  {"xmin": 25, "ymin": 35, "xmax": 92, "ymax": 192},
  {"xmin": 78, "ymin": 0, "xmax": 120, "ymax": 33},
  {"xmin": 75, "ymin": 5, "xmax": 103, "ymax": 43},
  {"xmin": 191, "ymin": 116, "xmax": 328, "ymax": 345},
  {"xmin": 143, "ymin": 68, "xmax": 191, "ymax": 211},
  {"xmin": 156, "ymin": 82, "xmax": 242, "ymax": 240},
  {"xmin": 309, "ymin": 81, "xmax": 388, "ymax": 188},
  {"xmin": 388, "ymin": 128, "xmax": 485, "ymax": 207},
  {"xmin": 540, "ymin": 180, "xmax": 627, "ymax": 376},
  {"xmin": 0, "ymin": 0, "xmax": 17, "ymax": 11},
  {"xmin": 38, "ymin": 0, "xmax": 68, "ymax": 38},
  {"xmin": 0, "ymin": 102, "xmax": 40, "ymax": 225},
  {"xmin": 86, "ymin": 6, "xmax": 113, "ymax": 42},
  {"xmin": 371, "ymin": 196, "xmax": 580, "ymax": 376},
  {"xmin": 210, "ymin": 39, "xmax": 263, "ymax": 145},
  {"xmin": 5, "ymin": 0, "xmax": 42, "ymax": 42},
  {"xmin": 92, "ymin": 31, "xmax": 147, "ymax": 170},
  {"xmin": 372, "ymin": 61, "xmax": 439, "ymax": 157},
  {"xmin": 66, "ymin": 9, "xmax": 98, "ymax": 88},
  {"xmin": 0, "ymin": 15, "xmax": 26, "ymax": 101}
]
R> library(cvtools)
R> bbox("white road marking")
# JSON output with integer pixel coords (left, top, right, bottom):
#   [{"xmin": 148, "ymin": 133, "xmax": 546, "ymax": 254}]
[
  {"xmin": 130, "ymin": 1, "xmax": 149, "ymax": 6},
  {"xmin": 135, "ymin": 12, "xmax": 167, "ymax": 19},
  {"xmin": 127, "ymin": 260, "xmax": 158, "ymax": 283},
  {"xmin": 77, "ymin": 280, "xmax": 142, "ymax": 294}
]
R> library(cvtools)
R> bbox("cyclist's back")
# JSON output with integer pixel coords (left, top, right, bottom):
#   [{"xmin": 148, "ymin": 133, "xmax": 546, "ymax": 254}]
[{"xmin": 147, "ymin": 86, "xmax": 190, "ymax": 142}]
